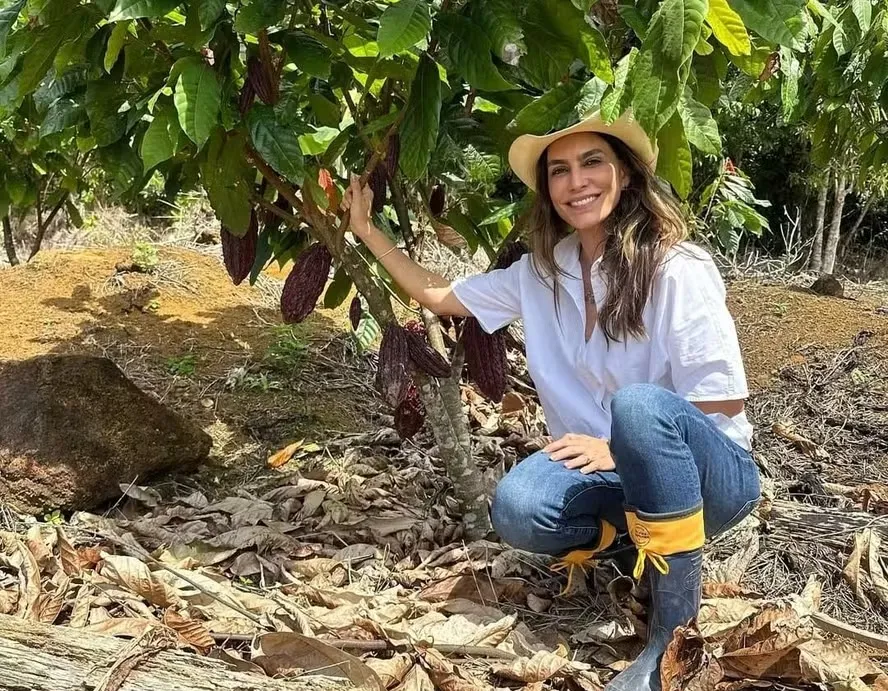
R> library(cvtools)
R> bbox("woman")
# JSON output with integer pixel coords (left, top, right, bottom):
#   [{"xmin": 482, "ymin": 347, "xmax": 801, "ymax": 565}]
[{"xmin": 342, "ymin": 110, "xmax": 761, "ymax": 691}]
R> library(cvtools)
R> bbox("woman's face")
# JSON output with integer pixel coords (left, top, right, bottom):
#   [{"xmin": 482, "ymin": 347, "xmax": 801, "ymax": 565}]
[{"xmin": 544, "ymin": 132, "xmax": 629, "ymax": 231}]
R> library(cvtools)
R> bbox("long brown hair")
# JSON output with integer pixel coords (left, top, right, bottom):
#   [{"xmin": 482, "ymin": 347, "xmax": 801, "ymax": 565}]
[{"xmin": 528, "ymin": 132, "xmax": 688, "ymax": 343}]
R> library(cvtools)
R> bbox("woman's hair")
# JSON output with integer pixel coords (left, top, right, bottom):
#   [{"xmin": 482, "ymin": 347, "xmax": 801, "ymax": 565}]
[{"xmin": 528, "ymin": 132, "xmax": 688, "ymax": 343}]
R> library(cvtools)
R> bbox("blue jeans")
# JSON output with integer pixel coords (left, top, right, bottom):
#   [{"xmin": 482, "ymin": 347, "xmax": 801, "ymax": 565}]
[{"xmin": 490, "ymin": 384, "xmax": 761, "ymax": 555}]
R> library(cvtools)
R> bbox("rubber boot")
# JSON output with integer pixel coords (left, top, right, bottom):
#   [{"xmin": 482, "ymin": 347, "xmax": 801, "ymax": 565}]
[{"xmin": 605, "ymin": 507, "xmax": 705, "ymax": 691}]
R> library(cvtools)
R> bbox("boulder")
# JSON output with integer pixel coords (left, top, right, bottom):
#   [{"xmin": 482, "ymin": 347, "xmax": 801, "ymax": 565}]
[{"xmin": 0, "ymin": 354, "xmax": 211, "ymax": 513}]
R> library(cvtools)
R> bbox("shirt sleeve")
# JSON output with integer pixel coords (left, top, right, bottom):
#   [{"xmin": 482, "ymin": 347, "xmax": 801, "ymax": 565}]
[
  {"xmin": 451, "ymin": 254, "xmax": 527, "ymax": 334},
  {"xmin": 654, "ymin": 248, "xmax": 749, "ymax": 401}
]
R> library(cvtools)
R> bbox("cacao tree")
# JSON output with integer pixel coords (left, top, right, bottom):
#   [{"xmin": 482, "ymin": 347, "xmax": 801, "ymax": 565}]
[{"xmin": 2, "ymin": 0, "xmax": 852, "ymax": 537}]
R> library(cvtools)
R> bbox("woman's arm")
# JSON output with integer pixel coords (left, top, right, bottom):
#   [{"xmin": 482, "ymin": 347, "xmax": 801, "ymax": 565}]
[{"xmin": 343, "ymin": 175, "xmax": 471, "ymax": 317}]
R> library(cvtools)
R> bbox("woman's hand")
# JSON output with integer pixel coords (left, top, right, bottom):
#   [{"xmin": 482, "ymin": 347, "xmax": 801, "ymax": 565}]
[
  {"xmin": 544, "ymin": 433, "xmax": 616, "ymax": 474},
  {"xmin": 342, "ymin": 173, "xmax": 374, "ymax": 239}
]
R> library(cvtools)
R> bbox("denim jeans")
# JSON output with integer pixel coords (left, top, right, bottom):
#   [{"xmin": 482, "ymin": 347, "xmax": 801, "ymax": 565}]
[{"xmin": 490, "ymin": 384, "xmax": 761, "ymax": 555}]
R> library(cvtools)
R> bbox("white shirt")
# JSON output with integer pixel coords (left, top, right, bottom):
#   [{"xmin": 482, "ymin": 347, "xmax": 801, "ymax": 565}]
[{"xmin": 452, "ymin": 234, "xmax": 753, "ymax": 451}]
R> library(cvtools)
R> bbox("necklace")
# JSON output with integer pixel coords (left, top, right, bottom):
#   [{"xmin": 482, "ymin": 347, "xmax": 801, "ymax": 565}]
[{"xmin": 584, "ymin": 285, "xmax": 595, "ymax": 305}]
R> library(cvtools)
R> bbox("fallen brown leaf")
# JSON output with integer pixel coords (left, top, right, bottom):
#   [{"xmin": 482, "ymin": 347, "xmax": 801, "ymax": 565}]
[
  {"xmin": 268, "ymin": 440, "xmax": 306, "ymax": 469},
  {"xmin": 252, "ymin": 631, "xmax": 384, "ymax": 691},
  {"xmin": 366, "ymin": 653, "xmax": 414, "ymax": 689},
  {"xmin": 492, "ymin": 650, "xmax": 570, "ymax": 682},
  {"xmin": 395, "ymin": 663, "xmax": 435, "ymax": 691},
  {"xmin": 771, "ymin": 422, "xmax": 828, "ymax": 459},
  {"xmin": 98, "ymin": 553, "xmax": 180, "ymax": 608},
  {"xmin": 163, "ymin": 609, "xmax": 215, "ymax": 652},
  {"xmin": 418, "ymin": 575, "xmax": 526, "ymax": 605},
  {"xmin": 25, "ymin": 525, "xmax": 53, "ymax": 570},
  {"xmin": 56, "ymin": 528, "xmax": 83, "ymax": 576},
  {"xmin": 418, "ymin": 647, "xmax": 492, "ymax": 691},
  {"xmin": 84, "ymin": 617, "xmax": 159, "ymax": 638}
]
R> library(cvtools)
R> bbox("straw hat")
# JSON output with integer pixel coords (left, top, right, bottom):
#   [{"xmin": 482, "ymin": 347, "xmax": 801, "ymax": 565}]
[{"xmin": 507, "ymin": 109, "xmax": 658, "ymax": 191}]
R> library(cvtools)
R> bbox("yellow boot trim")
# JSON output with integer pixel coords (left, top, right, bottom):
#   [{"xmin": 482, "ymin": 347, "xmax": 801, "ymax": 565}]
[
  {"xmin": 625, "ymin": 508, "xmax": 705, "ymax": 580},
  {"xmin": 551, "ymin": 520, "xmax": 618, "ymax": 594}
]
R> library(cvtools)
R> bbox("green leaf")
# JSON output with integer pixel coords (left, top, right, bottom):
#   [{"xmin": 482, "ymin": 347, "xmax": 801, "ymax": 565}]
[
  {"xmin": 234, "ymin": 0, "xmax": 285, "ymax": 34},
  {"xmin": 779, "ymin": 46, "xmax": 801, "ymax": 120},
  {"xmin": 308, "ymin": 93, "xmax": 341, "ymax": 128},
  {"xmin": 323, "ymin": 266, "xmax": 352, "ymax": 309},
  {"xmin": 249, "ymin": 105, "xmax": 305, "ymax": 185},
  {"xmin": 438, "ymin": 14, "xmax": 513, "ymax": 91},
  {"xmin": 65, "ymin": 198, "xmax": 84, "ymax": 228},
  {"xmin": 202, "ymin": 129, "xmax": 252, "ymax": 235},
  {"xmin": 678, "ymin": 94, "xmax": 720, "ymax": 154},
  {"xmin": 576, "ymin": 77, "xmax": 609, "ymax": 118},
  {"xmin": 104, "ymin": 19, "xmax": 131, "ymax": 73},
  {"xmin": 298, "ymin": 126, "xmax": 339, "ymax": 155},
  {"xmin": 282, "ymin": 30, "xmax": 332, "ymax": 79},
  {"xmin": 199, "ymin": 0, "xmax": 225, "ymax": 29},
  {"xmin": 601, "ymin": 48, "xmax": 638, "ymax": 122},
  {"xmin": 141, "ymin": 105, "xmax": 182, "ymax": 169},
  {"xmin": 399, "ymin": 55, "xmax": 442, "ymax": 180},
  {"xmin": 109, "ymin": 0, "xmax": 180, "ymax": 21},
  {"xmin": 728, "ymin": 0, "xmax": 806, "ymax": 49},
  {"xmin": 377, "ymin": 0, "xmax": 430, "ymax": 57},
  {"xmin": 0, "ymin": 0, "xmax": 25, "ymax": 56},
  {"xmin": 655, "ymin": 111, "xmax": 692, "ymax": 198},
  {"xmin": 509, "ymin": 80, "xmax": 583, "ymax": 135},
  {"xmin": 85, "ymin": 79, "xmax": 127, "ymax": 147},
  {"xmin": 706, "ymin": 0, "xmax": 751, "ymax": 55},
  {"xmin": 17, "ymin": 23, "xmax": 68, "ymax": 97},
  {"xmin": 629, "ymin": 49, "xmax": 681, "ymax": 135},
  {"xmin": 352, "ymin": 311, "xmax": 380, "ymax": 351},
  {"xmin": 174, "ymin": 59, "xmax": 220, "ymax": 148},
  {"xmin": 645, "ymin": 0, "xmax": 707, "ymax": 67},
  {"xmin": 472, "ymin": 0, "xmax": 525, "ymax": 65},
  {"xmin": 40, "ymin": 98, "xmax": 85, "ymax": 137},
  {"xmin": 851, "ymin": 0, "xmax": 872, "ymax": 32},
  {"xmin": 579, "ymin": 25, "xmax": 614, "ymax": 83}
]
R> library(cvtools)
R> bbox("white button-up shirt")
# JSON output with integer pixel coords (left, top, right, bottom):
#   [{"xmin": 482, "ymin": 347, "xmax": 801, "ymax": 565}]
[{"xmin": 452, "ymin": 234, "xmax": 753, "ymax": 450}]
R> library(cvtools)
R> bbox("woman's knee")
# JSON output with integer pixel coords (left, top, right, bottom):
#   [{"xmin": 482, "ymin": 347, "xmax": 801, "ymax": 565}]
[
  {"xmin": 610, "ymin": 384, "xmax": 675, "ymax": 451},
  {"xmin": 490, "ymin": 453, "xmax": 565, "ymax": 553}
]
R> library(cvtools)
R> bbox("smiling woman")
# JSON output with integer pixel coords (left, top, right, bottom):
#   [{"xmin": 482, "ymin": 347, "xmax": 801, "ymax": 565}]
[{"xmin": 343, "ymin": 108, "xmax": 761, "ymax": 691}]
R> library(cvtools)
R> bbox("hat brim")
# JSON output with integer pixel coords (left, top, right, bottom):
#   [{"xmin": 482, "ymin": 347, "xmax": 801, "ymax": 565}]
[{"xmin": 507, "ymin": 110, "xmax": 658, "ymax": 191}]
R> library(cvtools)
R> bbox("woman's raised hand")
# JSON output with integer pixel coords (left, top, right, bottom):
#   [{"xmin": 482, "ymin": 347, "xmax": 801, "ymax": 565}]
[{"xmin": 342, "ymin": 173, "xmax": 374, "ymax": 240}]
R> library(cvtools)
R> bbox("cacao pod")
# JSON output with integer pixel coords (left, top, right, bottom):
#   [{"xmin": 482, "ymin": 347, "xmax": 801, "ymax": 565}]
[
  {"xmin": 368, "ymin": 164, "xmax": 387, "ymax": 214},
  {"xmin": 221, "ymin": 213, "xmax": 259, "ymax": 286},
  {"xmin": 385, "ymin": 133, "xmax": 400, "ymax": 179},
  {"xmin": 429, "ymin": 184, "xmax": 446, "ymax": 217},
  {"xmin": 403, "ymin": 320, "xmax": 451, "ymax": 377},
  {"xmin": 238, "ymin": 77, "xmax": 255, "ymax": 116},
  {"xmin": 349, "ymin": 295, "xmax": 362, "ymax": 330},
  {"xmin": 376, "ymin": 323, "xmax": 409, "ymax": 407},
  {"xmin": 492, "ymin": 240, "xmax": 529, "ymax": 271},
  {"xmin": 394, "ymin": 381, "xmax": 425, "ymax": 440},
  {"xmin": 247, "ymin": 56, "xmax": 275, "ymax": 106},
  {"xmin": 280, "ymin": 243, "xmax": 333, "ymax": 324},
  {"xmin": 462, "ymin": 317, "xmax": 507, "ymax": 402}
]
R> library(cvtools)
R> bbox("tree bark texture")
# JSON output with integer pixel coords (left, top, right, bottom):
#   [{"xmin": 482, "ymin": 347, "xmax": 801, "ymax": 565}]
[
  {"xmin": 2, "ymin": 216, "xmax": 18, "ymax": 266},
  {"xmin": 0, "ymin": 614, "xmax": 347, "ymax": 691},
  {"xmin": 839, "ymin": 194, "xmax": 874, "ymax": 259},
  {"xmin": 28, "ymin": 193, "xmax": 68, "ymax": 261},
  {"xmin": 389, "ymin": 176, "xmax": 490, "ymax": 540},
  {"xmin": 808, "ymin": 177, "xmax": 829, "ymax": 272},
  {"xmin": 821, "ymin": 172, "xmax": 848, "ymax": 275}
]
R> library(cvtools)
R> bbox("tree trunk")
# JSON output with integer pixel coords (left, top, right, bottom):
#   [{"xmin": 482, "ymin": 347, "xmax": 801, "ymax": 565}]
[
  {"xmin": 28, "ymin": 192, "xmax": 68, "ymax": 261},
  {"xmin": 389, "ymin": 177, "xmax": 491, "ymax": 540},
  {"xmin": 821, "ymin": 172, "xmax": 848, "ymax": 275},
  {"xmin": 808, "ymin": 177, "xmax": 829, "ymax": 272},
  {"xmin": 0, "ymin": 613, "xmax": 347, "ymax": 691},
  {"xmin": 839, "ymin": 194, "xmax": 874, "ymax": 260},
  {"xmin": 2, "ymin": 215, "xmax": 18, "ymax": 266}
]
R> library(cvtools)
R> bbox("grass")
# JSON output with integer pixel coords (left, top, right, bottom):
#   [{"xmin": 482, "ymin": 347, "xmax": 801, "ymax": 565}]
[
  {"xmin": 263, "ymin": 325, "xmax": 310, "ymax": 372},
  {"xmin": 166, "ymin": 353, "xmax": 197, "ymax": 377}
]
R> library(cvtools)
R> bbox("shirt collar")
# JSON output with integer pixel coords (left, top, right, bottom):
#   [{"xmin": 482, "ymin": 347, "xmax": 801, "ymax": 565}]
[{"xmin": 552, "ymin": 232, "xmax": 606, "ymax": 315}]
